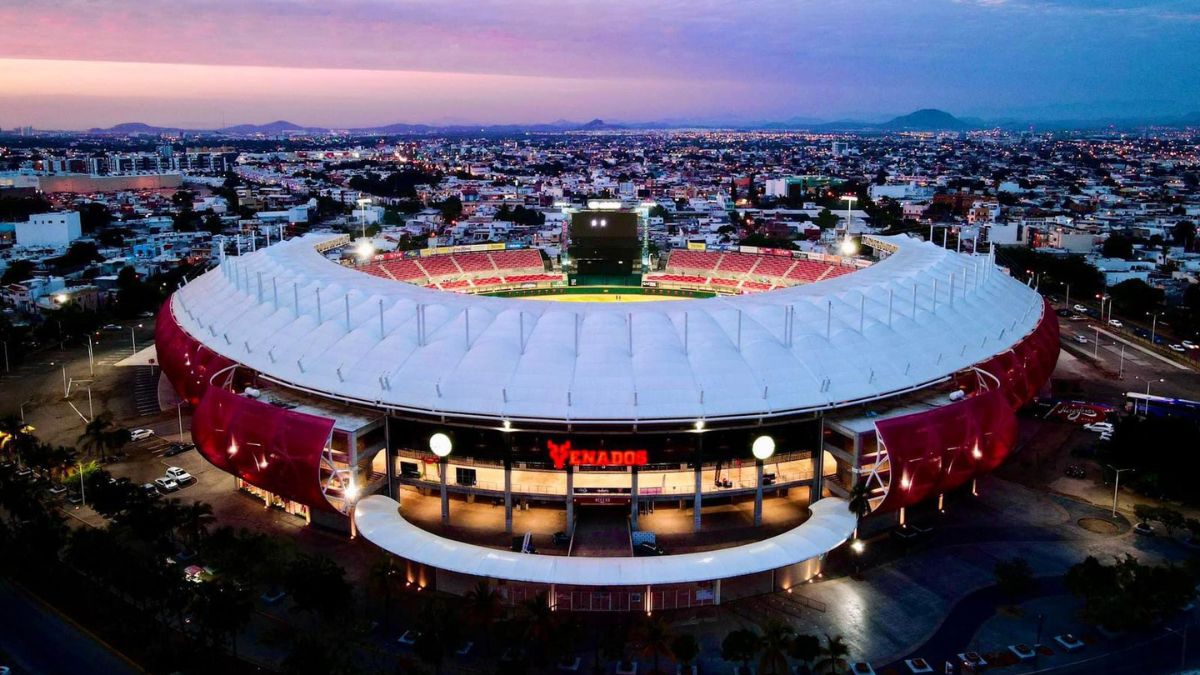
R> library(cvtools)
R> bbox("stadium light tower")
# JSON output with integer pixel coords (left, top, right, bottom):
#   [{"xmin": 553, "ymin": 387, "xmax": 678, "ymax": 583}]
[
  {"xmin": 840, "ymin": 195, "xmax": 858, "ymax": 256},
  {"xmin": 356, "ymin": 197, "xmax": 372, "ymax": 239}
]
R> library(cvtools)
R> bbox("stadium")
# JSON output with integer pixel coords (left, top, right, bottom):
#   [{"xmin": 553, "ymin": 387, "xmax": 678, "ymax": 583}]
[{"xmin": 155, "ymin": 211, "xmax": 1058, "ymax": 612}]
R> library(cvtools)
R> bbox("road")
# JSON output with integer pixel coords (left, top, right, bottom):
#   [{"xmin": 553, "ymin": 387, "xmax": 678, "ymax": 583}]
[{"xmin": 0, "ymin": 581, "xmax": 141, "ymax": 675}]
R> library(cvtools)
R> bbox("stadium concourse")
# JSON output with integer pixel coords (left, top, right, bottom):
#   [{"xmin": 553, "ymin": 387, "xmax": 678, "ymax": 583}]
[{"xmin": 154, "ymin": 232, "xmax": 1058, "ymax": 611}]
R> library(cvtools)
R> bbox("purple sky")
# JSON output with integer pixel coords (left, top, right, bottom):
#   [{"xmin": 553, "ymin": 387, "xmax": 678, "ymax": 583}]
[{"xmin": 1, "ymin": 0, "xmax": 1198, "ymax": 128}]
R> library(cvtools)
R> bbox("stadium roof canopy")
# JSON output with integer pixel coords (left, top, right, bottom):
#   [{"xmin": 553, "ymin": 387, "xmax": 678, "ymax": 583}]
[
  {"xmin": 169, "ymin": 234, "xmax": 1045, "ymax": 424},
  {"xmin": 354, "ymin": 495, "xmax": 856, "ymax": 586}
]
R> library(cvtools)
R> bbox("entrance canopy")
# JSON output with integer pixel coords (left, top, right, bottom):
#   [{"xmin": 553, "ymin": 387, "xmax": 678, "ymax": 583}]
[{"xmin": 354, "ymin": 495, "xmax": 855, "ymax": 586}]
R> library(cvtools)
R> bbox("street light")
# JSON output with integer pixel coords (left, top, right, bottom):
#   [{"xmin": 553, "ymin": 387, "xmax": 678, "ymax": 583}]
[
  {"xmin": 1105, "ymin": 465, "xmax": 1135, "ymax": 518},
  {"xmin": 430, "ymin": 432, "xmax": 453, "ymax": 525},
  {"xmin": 752, "ymin": 435, "xmax": 775, "ymax": 460},
  {"xmin": 850, "ymin": 538, "xmax": 866, "ymax": 577},
  {"xmin": 130, "ymin": 324, "xmax": 143, "ymax": 354}
]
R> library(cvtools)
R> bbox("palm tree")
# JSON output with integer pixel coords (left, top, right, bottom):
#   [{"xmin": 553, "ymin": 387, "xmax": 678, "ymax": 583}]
[
  {"xmin": 789, "ymin": 634, "xmax": 821, "ymax": 675},
  {"xmin": 76, "ymin": 413, "xmax": 115, "ymax": 461},
  {"xmin": 847, "ymin": 481, "xmax": 871, "ymax": 538},
  {"xmin": 635, "ymin": 614, "xmax": 674, "ymax": 675},
  {"xmin": 463, "ymin": 579, "xmax": 504, "ymax": 653},
  {"xmin": 670, "ymin": 634, "xmax": 700, "ymax": 675},
  {"xmin": 813, "ymin": 634, "xmax": 850, "ymax": 675},
  {"xmin": 758, "ymin": 619, "xmax": 795, "ymax": 675},
  {"xmin": 0, "ymin": 414, "xmax": 34, "ymax": 464},
  {"xmin": 721, "ymin": 628, "xmax": 760, "ymax": 675},
  {"xmin": 177, "ymin": 501, "xmax": 215, "ymax": 549},
  {"xmin": 519, "ymin": 592, "xmax": 557, "ymax": 663}
]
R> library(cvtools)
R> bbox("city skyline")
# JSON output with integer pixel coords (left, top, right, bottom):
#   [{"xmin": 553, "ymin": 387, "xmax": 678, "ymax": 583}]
[{"xmin": 2, "ymin": 0, "xmax": 1199, "ymax": 129}]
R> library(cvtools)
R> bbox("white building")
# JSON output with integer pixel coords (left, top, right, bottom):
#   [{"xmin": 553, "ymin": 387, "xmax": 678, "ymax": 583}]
[{"xmin": 16, "ymin": 212, "xmax": 81, "ymax": 248}]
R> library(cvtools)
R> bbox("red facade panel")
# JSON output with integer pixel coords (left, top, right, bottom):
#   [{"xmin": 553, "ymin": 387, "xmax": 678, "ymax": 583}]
[
  {"xmin": 157, "ymin": 295, "xmax": 337, "ymax": 511},
  {"xmin": 873, "ymin": 303, "xmax": 1057, "ymax": 512}
]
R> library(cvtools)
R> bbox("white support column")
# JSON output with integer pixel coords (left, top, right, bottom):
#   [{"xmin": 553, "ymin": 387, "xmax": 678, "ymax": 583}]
[
  {"xmin": 565, "ymin": 466, "xmax": 575, "ymax": 536},
  {"xmin": 504, "ymin": 458, "xmax": 513, "ymax": 534},
  {"xmin": 630, "ymin": 467, "xmax": 639, "ymax": 530}
]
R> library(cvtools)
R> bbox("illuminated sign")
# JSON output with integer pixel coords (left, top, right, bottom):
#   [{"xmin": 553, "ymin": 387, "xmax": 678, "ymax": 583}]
[{"xmin": 547, "ymin": 440, "xmax": 648, "ymax": 470}]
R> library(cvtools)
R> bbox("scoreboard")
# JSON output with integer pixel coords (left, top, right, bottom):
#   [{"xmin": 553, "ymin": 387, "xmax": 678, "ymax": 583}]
[{"xmin": 569, "ymin": 210, "xmax": 640, "ymax": 278}]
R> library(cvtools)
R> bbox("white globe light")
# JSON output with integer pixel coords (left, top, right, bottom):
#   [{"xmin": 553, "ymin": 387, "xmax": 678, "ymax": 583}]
[
  {"xmin": 839, "ymin": 238, "xmax": 858, "ymax": 256},
  {"xmin": 751, "ymin": 435, "xmax": 775, "ymax": 460},
  {"xmin": 429, "ymin": 432, "xmax": 453, "ymax": 458},
  {"xmin": 355, "ymin": 239, "xmax": 375, "ymax": 259}
]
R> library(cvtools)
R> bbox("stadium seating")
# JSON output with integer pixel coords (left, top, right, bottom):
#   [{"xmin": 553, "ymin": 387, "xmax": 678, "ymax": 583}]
[{"xmin": 652, "ymin": 248, "xmax": 860, "ymax": 295}]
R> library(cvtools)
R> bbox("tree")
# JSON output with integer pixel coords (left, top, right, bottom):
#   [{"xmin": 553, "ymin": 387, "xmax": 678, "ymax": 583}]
[
  {"xmin": 77, "ymin": 413, "xmax": 125, "ymax": 461},
  {"xmin": 670, "ymin": 634, "xmax": 700, "ymax": 673},
  {"xmin": 758, "ymin": 620, "xmax": 795, "ymax": 675},
  {"xmin": 1172, "ymin": 220, "xmax": 1196, "ymax": 250},
  {"xmin": 1109, "ymin": 278, "xmax": 1163, "ymax": 316},
  {"xmin": 412, "ymin": 600, "xmax": 461, "ymax": 675},
  {"xmin": 177, "ymin": 501, "xmax": 215, "ymax": 549},
  {"xmin": 721, "ymin": 628, "xmax": 760, "ymax": 675},
  {"xmin": 994, "ymin": 557, "xmax": 1036, "ymax": 602},
  {"xmin": 635, "ymin": 614, "xmax": 674, "ymax": 675},
  {"xmin": 1102, "ymin": 234, "xmax": 1134, "ymax": 259},
  {"xmin": 77, "ymin": 202, "xmax": 113, "ymax": 233},
  {"xmin": 813, "ymin": 634, "xmax": 849, "ymax": 675},
  {"xmin": 847, "ymin": 481, "xmax": 871, "ymax": 536},
  {"xmin": 1065, "ymin": 554, "xmax": 1196, "ymax": 631},
  {"xmin": 789, "ymin": 634, "xmax": 822, "ymax": 675},
  {"xmin": 438, "ymin": 196, "xmax": 463, "ymax": 224},
  {"xmin": 814, "ymin": 209, "xmax": 839, "ymax": 230},
  {"xmin": 285, "ymin": 553, "xmax": 352, "ymax": 622},
  {"xmin": 191, "ymin": 578, "xmax": 254, "ymax": 656},
  {"xmin": 0, "ymin": 259, "xmax": 35, "ymax": 285},
  {"xmin": 463, "ymin": 579, "xmax": 504, "ymax": 653}
]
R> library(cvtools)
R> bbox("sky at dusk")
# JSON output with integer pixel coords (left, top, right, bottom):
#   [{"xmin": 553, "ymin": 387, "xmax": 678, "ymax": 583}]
[{"xmin": 1, "ymin": 0, "xmax": 1198, "ymax": 129}]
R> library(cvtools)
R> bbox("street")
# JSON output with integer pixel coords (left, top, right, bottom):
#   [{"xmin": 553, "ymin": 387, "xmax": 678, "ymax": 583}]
[{"xmin": 0, "ymin": 580, "xmax": 141, "ymax": 675}]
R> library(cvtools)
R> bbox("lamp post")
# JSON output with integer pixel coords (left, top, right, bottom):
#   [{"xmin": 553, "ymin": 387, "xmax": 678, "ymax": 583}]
[
  {"xmin": 850, "ymin": 538, "xmax": 865, "ymax": 578},
  {"xmin": 345, "ymin": 480, "xmax": 360, "ymax": 538},
  {"xmin": 1149, "ymin": 312, "xmax": 1159, "ymax": 344},
  {"xmin": 177, "ymin": 401, "xmax": 186, "ymax": 441},
  {"xmin": 1106, "ymin": 465, "xmax": 1135, "ymax": 518},
  {"xmin": 752, "ymin": 435, "xmax": 775, "ymax": 526},
  {"xmin": 430, "ymin": 432, "xmax": 453, "ymax": 525},
  {"xmin": 130, "ymin": 324, "xmax": 143, "ymax": 355}
]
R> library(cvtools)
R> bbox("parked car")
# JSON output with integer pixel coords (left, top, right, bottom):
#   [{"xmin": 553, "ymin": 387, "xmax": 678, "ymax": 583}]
[
  {"xmin": 1170, "ymin": 344, "xmax": 1187, "ymax": 353},
  {"xmin": 1098, "ymin": 432, "xmax": 1113, "ymax": 442},
  {"xmin": 1073, "ymin": 304, "xmax": 1087, "ymax": 313},
  {"xmin": 129, "ymin": 429, "xmax": 154, "ymax": 441},
  {"xmin": 1134, "ymin": 522, "xmax": 1155, "ymax": 536},
  {"xmin": 1064, "ymin": 464, "xmax": 1086, "ymax": 479},
  {"xmin": 1083, "ymin": 422, "xmax": 1113, "ymax": 433},
  {"xmin": 165, "ymin": 467, "xmax": 194, "ymax": 484},
  {"xmin": 164, "ymin": 442, "xmax": 196, "ymax": 457},
  {"xmin": 1108, "ymin": 319, "xmax": 1123, "ymax": 328},
  {"xmin": 102, "ymin": 323, "xmax": 122, "ymax": 332},
  {"xmin": 1183, "ymin": 340, "xmax": 1198, "ymax": 350},
  {"xmin": 141, "ymin": 482, "xmax": 159, "ymax": 497},
  {"xmin": 154, "ymin": 476, "xmax": 180, "ymax": 493},
  {"xmin": 1073, "ymin": 334, "xmax": 1088, "ymax": 344}
]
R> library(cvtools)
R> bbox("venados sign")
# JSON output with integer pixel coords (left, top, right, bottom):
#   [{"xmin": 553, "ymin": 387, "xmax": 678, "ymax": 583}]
[{"xmin": 547, "ymin": 440, "xmax": 649, "ymax": 470}]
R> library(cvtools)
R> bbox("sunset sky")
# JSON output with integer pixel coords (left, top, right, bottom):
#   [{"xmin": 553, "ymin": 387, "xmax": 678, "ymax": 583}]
[{"xmin": 1, "ymin": 0, "xmax": 1198, "ymax": 129}]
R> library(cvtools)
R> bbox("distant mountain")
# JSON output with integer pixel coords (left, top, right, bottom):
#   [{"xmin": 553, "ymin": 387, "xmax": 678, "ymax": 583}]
[
  {"xmin": 880, "ymin": 109, "xmax": 973, "ymax": 131},
  {"xmin": 87, "ymin": 122, "xmax": 187, "ymax": 135},
  {"xmin": 70, "ymin": 108, "xmax": 1200, "ymax": 137},
  {"xmin": 217, "ymin": 120, "xmax": 312, "ymax": 134}
]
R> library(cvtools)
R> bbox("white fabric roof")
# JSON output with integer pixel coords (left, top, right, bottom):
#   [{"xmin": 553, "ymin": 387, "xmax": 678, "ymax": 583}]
[
  {"xmin": 354, "ymin": 495, "xmax": 855, "ymax": 585},
  {"xmin": 170, "ymin": 234, "xmax": 1044, "ymax": 423}
]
